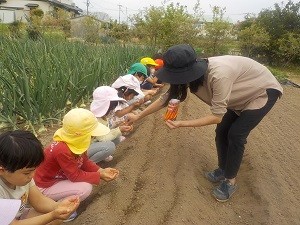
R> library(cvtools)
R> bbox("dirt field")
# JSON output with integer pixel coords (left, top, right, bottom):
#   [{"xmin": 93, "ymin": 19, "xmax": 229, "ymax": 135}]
[{"xmin": 39, "ymin": 85, "xmax": 300, "ymax": 225}]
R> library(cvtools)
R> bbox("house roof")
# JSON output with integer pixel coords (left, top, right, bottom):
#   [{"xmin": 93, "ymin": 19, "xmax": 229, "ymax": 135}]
[
  {"xmin": 48, "ymin": 0, "xmax": 83, "ymax": 14},
  {"xmin": 0, "ymin": 0, "xmax": 83, "ymax": 14},
  {"xmin": 0, "ymin": 6, "xmax": 24, "ymax": 10},
  {"xmin": 25, "ymin": 3, "xmax": 39, "ymax": 8}
]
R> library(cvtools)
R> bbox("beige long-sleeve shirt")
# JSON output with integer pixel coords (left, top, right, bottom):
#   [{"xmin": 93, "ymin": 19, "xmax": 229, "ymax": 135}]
[
  {"xmin": 194, "ymin": 55, "xmax": 283, "ymax": 116},
  {"xmin": 94, "ymin": 117, "xmax": 121, "ymax": 142}
]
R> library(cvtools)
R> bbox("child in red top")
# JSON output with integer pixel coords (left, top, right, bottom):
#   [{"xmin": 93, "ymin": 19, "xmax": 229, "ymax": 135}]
[{"xmin": 34, "ymin": 108, "xmax": 119, "ymax": 221}]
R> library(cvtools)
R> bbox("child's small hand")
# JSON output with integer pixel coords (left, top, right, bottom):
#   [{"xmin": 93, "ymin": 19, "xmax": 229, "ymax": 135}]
[
  {"xmin": 120, "ymin": 125, "xmax": 133, "ymax": 133},
  {"xmin": 133, "ymin": 99, "xmax": 144, "ymax": 107},
  {"xmin": 154, "ymin": 83, "xmax": 164, "ymax": 88},
  {"xmin": 99, "ymin": 168, "xmax": 119, "ymax": 182},
  {"xmin": 148, "ymin": 89, "xmax": 158, "ymax": 95},
  {"xmin": 53, "ymin": 196, "xmax": 80, "ymax": 220}
]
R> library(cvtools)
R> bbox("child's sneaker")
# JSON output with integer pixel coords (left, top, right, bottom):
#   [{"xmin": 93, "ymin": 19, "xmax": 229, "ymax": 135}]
[
  {"xmin": 212, "ymin": 180, "xmax": 237, "ymax": 202},
  {"xmin": 205, "ymin": 168, "xmax": 225, "ymax": 183},
  {"xmin": 119, "ymin": 136, "xmax": 126, "ymax": 142},
  {"xmin": 63, "ymin": 211, "xmax": 77, "ymax": 222},
  {"xmin": 104, "ymin": 155, "xmax": 113, "ymax": 162}
]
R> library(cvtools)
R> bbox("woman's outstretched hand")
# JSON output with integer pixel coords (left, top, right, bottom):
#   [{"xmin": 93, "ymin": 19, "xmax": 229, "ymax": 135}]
[
  {"xmin": 165, "ymin": 120, "xmax": 181, "ymax": 129},
  {"xmin": 126, "ymin": 113, "xmax": 139, "ymax": 125}
]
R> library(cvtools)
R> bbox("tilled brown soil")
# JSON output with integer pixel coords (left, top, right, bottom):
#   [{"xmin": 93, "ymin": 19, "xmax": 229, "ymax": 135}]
[{"xmin": 39, "ymin": 85, "xmax": 300, "ymax": 225}]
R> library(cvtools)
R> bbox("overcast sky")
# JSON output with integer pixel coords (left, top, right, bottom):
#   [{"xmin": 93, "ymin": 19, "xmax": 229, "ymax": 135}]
[{"xmin": 72, "ymin": 0, "xmax": 294, "ymax": 22}]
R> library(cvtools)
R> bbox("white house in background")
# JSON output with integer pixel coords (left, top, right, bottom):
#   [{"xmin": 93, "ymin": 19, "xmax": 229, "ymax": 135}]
[{"xmin": 0, "ymin": 0, "xmax": 82, "ymax": 23}]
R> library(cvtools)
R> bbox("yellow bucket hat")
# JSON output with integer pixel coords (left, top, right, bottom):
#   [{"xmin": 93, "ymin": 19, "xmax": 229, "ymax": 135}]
[
  {"xmin": 140, "ymin": 57, "xmax": 159, "ymax": 66},
  {"xmin": 53, "ymin": 108, "xmax": 110, "ymax": 154}
]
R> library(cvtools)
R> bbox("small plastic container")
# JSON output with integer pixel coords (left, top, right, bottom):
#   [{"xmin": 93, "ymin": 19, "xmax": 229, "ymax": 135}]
[
  {"xmin": 107, "ymin": 114, "xmax": 127, "ymax": 129},
  {"xmin": 164, "ymin": 99, "xmax": 180, "ymax": 121}
]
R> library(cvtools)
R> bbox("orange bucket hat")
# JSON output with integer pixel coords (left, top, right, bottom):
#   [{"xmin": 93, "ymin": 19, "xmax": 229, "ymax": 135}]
[{"xmin": 154, "ymin": 58, "xmax": 164, "ymax": 70}]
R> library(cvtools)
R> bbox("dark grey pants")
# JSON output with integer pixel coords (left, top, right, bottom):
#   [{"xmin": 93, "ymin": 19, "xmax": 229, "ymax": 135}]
[{"xmin": 215, "ymin": 89, "xmax": 281, "ymax": 179}]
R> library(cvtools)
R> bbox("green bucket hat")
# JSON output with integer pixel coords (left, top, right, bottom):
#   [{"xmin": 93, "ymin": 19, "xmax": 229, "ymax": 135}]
[{"xmin": 128, "ymin": 63, "xmax": 148, "ymax": 78}]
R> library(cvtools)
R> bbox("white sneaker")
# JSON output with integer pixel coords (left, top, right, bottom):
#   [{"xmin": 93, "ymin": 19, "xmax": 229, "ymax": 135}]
[{"xmin": 104, "ymin": 155, "xmax": 113, "ymax": 162}]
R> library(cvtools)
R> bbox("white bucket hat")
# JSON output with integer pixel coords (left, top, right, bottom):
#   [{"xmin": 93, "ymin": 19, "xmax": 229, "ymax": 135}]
[
  {"xmin": 90, "ymin": 86, "xmax": 126, "ymax": 117},
  {"xmin": 111, "ymin": 75, "xmax": 144, "ymax": 97}
]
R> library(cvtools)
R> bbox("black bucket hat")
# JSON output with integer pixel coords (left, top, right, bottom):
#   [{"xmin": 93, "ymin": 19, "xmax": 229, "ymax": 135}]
[{"xmin": 156, "ymin": 44, "xmax": 208, "ymax": 84}]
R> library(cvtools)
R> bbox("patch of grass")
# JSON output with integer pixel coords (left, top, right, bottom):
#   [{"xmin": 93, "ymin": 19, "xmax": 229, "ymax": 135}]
[
  {"xmin": 267, "ymin": 66, "xmax": 289, "ymax": 83},
  {"xmin": 272, "ymin": 65, "xmax": 300, "ymax": 77},
  {"xmin": 280, "ymin": 66, "xmax": 300, "ymax": 78}
]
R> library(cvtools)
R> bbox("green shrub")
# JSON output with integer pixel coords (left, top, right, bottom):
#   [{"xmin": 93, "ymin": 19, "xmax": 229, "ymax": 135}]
[
  {"xmin": 30, "ymin": 8, "xmax": 44, "ymax": 18},
  {"xmin": 100, "ymin": 35, "xmax": 116, "ymax": 44},
  {"xmin": 26, "ymin": 27, "xmax": 42, "ymax": 40},
  {"xmin": 8, "ymin": 21, "xmax": 25, "ymax": 38},
  {"xmin": 0, "ymin": 24, "xmax": 10, "ymax": 36},
  {"xmin": 43, "ymin": 29, "xmax": 66, "ymax": 40}
]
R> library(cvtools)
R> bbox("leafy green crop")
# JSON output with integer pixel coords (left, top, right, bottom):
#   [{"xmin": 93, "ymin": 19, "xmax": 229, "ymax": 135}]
[{"xmin": 0, "ymin": 37, "xmax": 152, "ymax": 135}]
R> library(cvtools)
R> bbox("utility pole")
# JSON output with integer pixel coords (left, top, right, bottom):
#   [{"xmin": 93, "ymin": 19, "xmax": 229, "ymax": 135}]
[
  {"xmin": 126, "ymin": 7, "xmax": 128, "ymax": 24},
  {"xmin": 86, "ymin": 0, "xmax": 90, "ymax": 16},
  {"xmin": 118, "ymin": 4, "xmax": 122, "ymax": 24}
]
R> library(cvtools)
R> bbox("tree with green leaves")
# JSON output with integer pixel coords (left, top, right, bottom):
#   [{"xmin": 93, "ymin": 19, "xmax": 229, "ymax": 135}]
[
  {"xmin": 131, "ymin": 3, "xmax": 199, "ymax": 49},
  {"xmin": 42, "ymin": 8, "xmax": 72, "ymax": 38},
  {"xmin": 278, "ymin": 32, "xmax": 300, "ymax": 65},
  {"xmin": 131, "ymin": 6, "xmax": 164, "ymax": 46},
  {"xmin": 26, "ymin": 8, "xmax": 44, "ymax": 40},
  {"xmin": 105, "ymin": 20, "xmax": 131, "ymax": 42},
  {"xmin": 200, "ymin": 6, "xmax": 233, "ymax": 56},
  {"xmin": 238, "ymin": 23, "xmax": 270, "ymax": 58},
  {"xmin": 82, "ymin": 16, "xmax": 103, "ymax": 44},
  {"xmin": 238, "ymin": 0, "xmax": 300, "ymax": 64}
]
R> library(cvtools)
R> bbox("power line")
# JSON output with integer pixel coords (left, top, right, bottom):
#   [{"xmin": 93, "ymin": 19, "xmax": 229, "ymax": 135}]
[{"xmin": 100, "ymin": 0, "xmax": 119, "ymax": 7}]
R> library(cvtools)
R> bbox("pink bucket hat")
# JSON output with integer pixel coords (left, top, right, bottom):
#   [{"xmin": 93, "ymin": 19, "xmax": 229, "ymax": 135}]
[
  {"xmin": 111, "ymin": 75, "xmax": 144, "ymax": 96},
  {"xmin": 90, "ymin": 86, "xmax": 126, "ymax": 117}
]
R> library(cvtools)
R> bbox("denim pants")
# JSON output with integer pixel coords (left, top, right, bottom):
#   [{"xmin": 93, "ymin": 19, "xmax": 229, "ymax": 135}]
[
  {"xmin": 215, "ymin": 89, "xmax": 281, "ymax": 179},
  {"xmin": 87, "ymin": 141, "xmax": 116, "ymax": 164}
]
